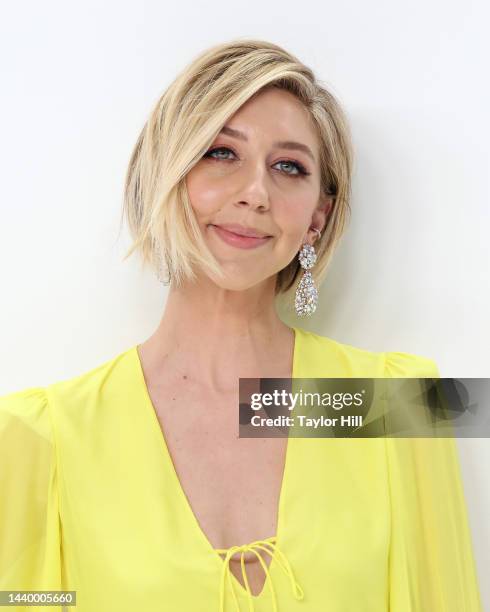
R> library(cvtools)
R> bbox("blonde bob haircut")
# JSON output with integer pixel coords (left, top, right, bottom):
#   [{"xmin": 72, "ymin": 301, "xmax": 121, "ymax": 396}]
[{"xmin": 121, "ymin": 38, "xmax": 354, "ymax": 295}]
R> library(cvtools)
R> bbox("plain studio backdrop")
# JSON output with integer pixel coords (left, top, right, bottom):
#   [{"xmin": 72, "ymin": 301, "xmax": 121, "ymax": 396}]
[{"xmin": 0, "ymin": 0, "xmax": 488, "ymax": 605}]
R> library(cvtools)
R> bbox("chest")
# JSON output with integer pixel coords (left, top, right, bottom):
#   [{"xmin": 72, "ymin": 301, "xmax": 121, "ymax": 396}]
[
  {"xmin": 144, "ymin": 382, "xmax": 290, "ymax": 596},
  {"xmin": 61, "ymin": 368, "xmax": 391, "ymax": 605},
  {"xmin": 147, "ymin": 381, "xmax": 289, "ymax": 549}
]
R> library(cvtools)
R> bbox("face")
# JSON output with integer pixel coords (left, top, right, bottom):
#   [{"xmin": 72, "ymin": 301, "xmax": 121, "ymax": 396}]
[{"xmin": 185, "ymin": 87, "xmax": 333, "ymax": 291}]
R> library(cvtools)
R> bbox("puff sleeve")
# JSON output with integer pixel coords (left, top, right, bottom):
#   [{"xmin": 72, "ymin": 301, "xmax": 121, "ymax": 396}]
[
  {"xmin": 384, "ymin": 352, "xmax": 482, "ymax": 611},
  {"xmin": 0, "ymin": 387, "xmax": 62, "ymax": 610}
]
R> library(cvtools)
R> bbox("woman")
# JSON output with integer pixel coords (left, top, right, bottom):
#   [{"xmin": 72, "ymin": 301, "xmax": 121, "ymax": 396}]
[{"xmin": 0, "ymin": 39, "xmax": 482, "ymax": 611}]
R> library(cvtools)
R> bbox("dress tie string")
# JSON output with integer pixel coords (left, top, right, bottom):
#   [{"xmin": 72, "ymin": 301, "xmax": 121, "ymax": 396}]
[{"xmin": 216, "ymin": 536, "xmax": 304, "ymax": 612}]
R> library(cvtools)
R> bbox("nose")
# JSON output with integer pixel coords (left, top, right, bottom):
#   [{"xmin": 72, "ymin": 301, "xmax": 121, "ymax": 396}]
[{"xmin": 233, "ymin": 159, "xmax": 270, "ymax": 212}]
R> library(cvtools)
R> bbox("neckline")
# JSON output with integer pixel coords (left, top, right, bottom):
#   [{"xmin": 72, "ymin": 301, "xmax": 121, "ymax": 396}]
[{"xmin": 131, "ymin": 325, "xmax": 302, "ymax": 601}]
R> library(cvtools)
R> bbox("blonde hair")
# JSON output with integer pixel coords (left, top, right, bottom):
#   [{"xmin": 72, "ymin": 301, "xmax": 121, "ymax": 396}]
[{"xmin": 120, "ymin": 38, "xmax": 354, "ymax": 294}]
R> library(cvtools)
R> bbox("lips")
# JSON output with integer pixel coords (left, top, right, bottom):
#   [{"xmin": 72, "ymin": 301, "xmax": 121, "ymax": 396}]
[
  {"xmin": 208, "ymin": 224, "xmax": 272, "ymax": 250},
  {"xmin": 211, "ymin": 223, "xmax": 272, "ymax": 238}
]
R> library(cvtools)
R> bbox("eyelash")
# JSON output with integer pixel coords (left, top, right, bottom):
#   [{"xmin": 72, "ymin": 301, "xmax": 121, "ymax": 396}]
[{"xmin": 203, "ymin": 146, "xmax": 311, "ymax": 178}]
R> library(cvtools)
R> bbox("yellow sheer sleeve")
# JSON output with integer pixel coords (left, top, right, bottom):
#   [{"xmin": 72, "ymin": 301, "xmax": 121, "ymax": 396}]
[
  {"xmin": 384, "ymin": 352, "xmax": 482, "ymax": 611},
  {"xmin": 0, "ymin": 387, "xmax": 62, "ymax": 610}
]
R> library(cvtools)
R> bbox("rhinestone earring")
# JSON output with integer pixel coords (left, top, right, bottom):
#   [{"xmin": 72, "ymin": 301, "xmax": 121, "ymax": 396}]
[{"xmin": 294, "ymin": 229, "xmax": 321, "ymax": 317}]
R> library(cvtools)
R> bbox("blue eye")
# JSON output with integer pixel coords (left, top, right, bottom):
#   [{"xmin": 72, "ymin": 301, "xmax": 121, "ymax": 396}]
[
  {"xmin": 205, "ymin": 147, "xmax": 235, "ymax": 161},
  {"xmin": 275, "ymin": 160, "xmax": 309, "ymax": 176},
  {"xmin": 204, "ymin": 147, "xmax": 310, "ymax": 177}
]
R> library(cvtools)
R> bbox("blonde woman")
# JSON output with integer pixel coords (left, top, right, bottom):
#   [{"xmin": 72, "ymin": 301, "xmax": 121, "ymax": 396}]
[{"xmin": 0, "ymin": 40, "xmax": 482, "ymax": 612}]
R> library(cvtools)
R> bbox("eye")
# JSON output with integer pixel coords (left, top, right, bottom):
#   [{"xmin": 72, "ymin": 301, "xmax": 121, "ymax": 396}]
[
  {"xmin": 203, "ymin": 146, "xmax": 311, "ymax": 178},
  {"xmin": 273, "ymin": 160, "xmax": 310, "ymax": 177},
  {"xmin": 203, "ymin": 146, "xmax": 237, "ymax": 161}
]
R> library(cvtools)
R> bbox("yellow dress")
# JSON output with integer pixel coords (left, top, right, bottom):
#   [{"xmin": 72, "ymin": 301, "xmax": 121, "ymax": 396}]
[{"xmin": 0, "ymin": 326, "xmax": 482, "ymax": 611}]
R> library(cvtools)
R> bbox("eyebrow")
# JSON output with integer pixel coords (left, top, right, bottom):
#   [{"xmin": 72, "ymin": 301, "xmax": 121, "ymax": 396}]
[{"xmin": 219, "ymin": 125, "xmax": 316, "ymax": 162}]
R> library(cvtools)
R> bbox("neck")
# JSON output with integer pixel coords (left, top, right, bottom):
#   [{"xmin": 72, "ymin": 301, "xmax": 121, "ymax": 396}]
[{"xmin": 139, "ymin": 277, "xmax": 295, "ymax": 392}]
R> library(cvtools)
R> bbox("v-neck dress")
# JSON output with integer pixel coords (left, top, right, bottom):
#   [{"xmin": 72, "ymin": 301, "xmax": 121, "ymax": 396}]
[{"xmin": 0, "ymin": 327, "xmax": 482, "ymax": 611}]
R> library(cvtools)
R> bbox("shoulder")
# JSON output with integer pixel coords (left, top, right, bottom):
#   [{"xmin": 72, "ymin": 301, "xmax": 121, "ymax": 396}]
[
  {"xmin": 383, "ymin": 350, "xmax": 440, "ymax": 378},
  {"xmin": 44, "ymin": 346, "xmax": 136, "ymax": 420},
  {"xmin": 0, "ymin": 387, "xmax": 52, "ymax": 441},
  {"xmin": 48, "ymin": 346, "xmax": 133, "ymax": 394},
  {"xmin": 1, "ymin": 346, "xmax": 136, "ymax": 426},
  {"xmin": 293, "ymin": 326, "xmax": 439, "ymax": 378}
]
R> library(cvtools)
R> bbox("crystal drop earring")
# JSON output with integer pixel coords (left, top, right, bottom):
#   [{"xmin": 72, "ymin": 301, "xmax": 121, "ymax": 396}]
[{"xmin": 294, "ymin": 228, "xmax": 321, "ymax": 317}]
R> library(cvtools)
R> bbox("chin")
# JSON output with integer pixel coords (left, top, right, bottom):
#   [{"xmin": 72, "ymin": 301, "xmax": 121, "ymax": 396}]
[{"xmin": 205, "ymin": 268, "xmax": 268, "ymax": 292}]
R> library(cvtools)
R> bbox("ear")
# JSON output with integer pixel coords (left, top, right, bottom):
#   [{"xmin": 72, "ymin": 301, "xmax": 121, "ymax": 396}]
[{"xmin": 305, "ymin": 193, "xmax": 335, "ymax": 245}]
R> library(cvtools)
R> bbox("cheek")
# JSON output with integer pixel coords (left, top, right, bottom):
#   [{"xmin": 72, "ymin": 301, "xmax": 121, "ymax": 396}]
[
  {"xmin": 276, "ymin": 196, "xmax": 315, "ymax": 241},
  {"xmin": 185, "ymin": 168, "xmax": 231, "ymax": 217},
  {"xmin": 267, "ymin": 201, "xmax": 312, "ymax": 269}
]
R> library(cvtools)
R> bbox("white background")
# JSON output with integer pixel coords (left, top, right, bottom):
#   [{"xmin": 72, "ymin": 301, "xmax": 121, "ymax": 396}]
[{"xmin": 1, "ymin": 0, "xmax": 488, "ymax": 605}]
